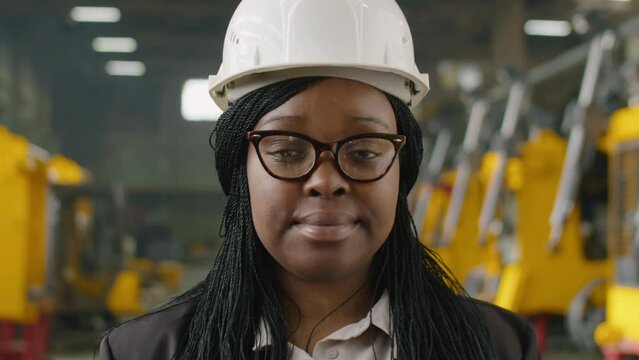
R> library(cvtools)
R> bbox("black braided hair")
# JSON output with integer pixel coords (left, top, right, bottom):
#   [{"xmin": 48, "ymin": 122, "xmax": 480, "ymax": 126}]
[{"xmin": 171, "ymin": 77, "xmax": 496, "ymax": 359}]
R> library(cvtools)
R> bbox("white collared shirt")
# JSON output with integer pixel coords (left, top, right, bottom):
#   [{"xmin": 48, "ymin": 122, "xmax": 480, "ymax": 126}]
[{"xmin": 253, "ymin": 291, "xmax": 397, "ymax": 360}]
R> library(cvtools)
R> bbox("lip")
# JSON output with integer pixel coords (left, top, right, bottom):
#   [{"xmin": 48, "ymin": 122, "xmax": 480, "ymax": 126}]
[{"xmin": 293, "ymin": 212, "xmax": 359, "ymax": 241}]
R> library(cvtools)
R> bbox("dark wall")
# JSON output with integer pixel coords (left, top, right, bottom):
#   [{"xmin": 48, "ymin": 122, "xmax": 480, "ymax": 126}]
[{"xmin": 0, "ymin": 26, "xmax": 225, "ymax": 251}]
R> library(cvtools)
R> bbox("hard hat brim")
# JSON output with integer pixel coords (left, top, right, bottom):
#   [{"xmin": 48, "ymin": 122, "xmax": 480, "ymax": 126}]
[{"xmin": 209, "ymin": 63, "xmax": 429, "ymax": 111}]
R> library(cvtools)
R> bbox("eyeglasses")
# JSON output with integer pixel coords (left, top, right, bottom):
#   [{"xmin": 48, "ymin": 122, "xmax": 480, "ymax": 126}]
[{"xmin": 246, "ymin": 130, "xmax": 406, "ymax": 182}]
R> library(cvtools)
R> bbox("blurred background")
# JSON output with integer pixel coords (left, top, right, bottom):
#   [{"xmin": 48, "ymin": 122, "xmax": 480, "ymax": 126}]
[{"xmin": 1, "ymin": 0, "xmax": 639, "ymax": 359}]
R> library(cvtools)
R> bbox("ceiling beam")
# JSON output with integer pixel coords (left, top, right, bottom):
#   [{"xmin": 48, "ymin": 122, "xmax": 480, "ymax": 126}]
[
  {"xmin": 0, "ymin": 0, "xmax": 236, "ymax": 19},
  {"xmin": 573, "ymin": 0, "xmax": 639, "ymax": 14}
]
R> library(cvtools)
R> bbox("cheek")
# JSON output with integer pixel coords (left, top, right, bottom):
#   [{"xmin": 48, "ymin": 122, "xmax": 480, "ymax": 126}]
[
  {"xmin": 247, "ymin": 149, "xmax": 295, "ymax": 244},
  {"xmin": 362, "ymin": 163, "xmax": 400, "ymax": 241},
  {"xmin": 382, "ymin": 166, "xmax": 401, "ymax": 225}
]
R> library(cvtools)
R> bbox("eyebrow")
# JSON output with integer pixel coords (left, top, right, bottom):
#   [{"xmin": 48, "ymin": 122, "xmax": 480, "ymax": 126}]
[
  {"xmin": 349, "ymin": 116, "xmax": 391, "ymax": 131},
  {"xmin": 259, "ymin": 115, "xmax": 302, "ymax": 127},
  {"xmin": 261, "ymin": 115, "xmax": 391, "ymax": 131}
]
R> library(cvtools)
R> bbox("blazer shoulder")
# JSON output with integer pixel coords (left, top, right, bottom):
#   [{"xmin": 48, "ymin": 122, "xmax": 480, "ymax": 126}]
[
  {"xmin": 99, "ymin": 298, "xmax": 198, "ymax": 360},
  {"xmin": 473, "ymin": 300, "xmax": 541, "ymax": 360}
]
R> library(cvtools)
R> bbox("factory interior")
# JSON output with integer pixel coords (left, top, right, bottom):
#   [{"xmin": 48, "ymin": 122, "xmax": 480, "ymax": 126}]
[{"xmin": 1, "ymin": 0, "xmax": 639, "ymax": 359}]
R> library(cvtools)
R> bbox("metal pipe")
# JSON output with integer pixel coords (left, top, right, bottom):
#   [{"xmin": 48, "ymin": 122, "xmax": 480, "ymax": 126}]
[
  {"xmin": 485, "ymin": 16, "xmax": 639, "ymax": 105},
  {"xmin": 527, "ymin": 44, "xmax": 590, "ymax": 86},
  {"xmin": 477, "ymin": 152, "xmax": 507, "ymax": 245},
  {"xmin": 440, "ymin": 100, "xmax": 488, "ymax": 246},
  {"xmin": 28, "ymin": 143, "xmax": 51, "ymax": 162},
  {"xmin": 427, "ymin": 130, "xmax": 452, "ymax": 176},
  {"xmin": 413, "ymin": 129, "xmax": 452, "ymax": 238},
  {"xmin": 619, "ymin": 15, "xmax": 639, "ymax": 38},
  {"xmin": 548, "ymin": 32, "xmax": 615, "ymax": 251},
  {"xmin": 478, "ymin": 81, "xmax": 526, "ymax": 245}
]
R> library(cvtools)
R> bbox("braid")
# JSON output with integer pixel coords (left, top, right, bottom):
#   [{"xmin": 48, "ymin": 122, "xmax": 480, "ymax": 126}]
[
  {"xmin": 176, "ymin": 78, "xmax": 322, "ymax": 360},
  {"xmin": 171, "ymin": 78, "xmax": 495, "ymax": 359},
  {"xmin": 383, "ymin": 95, "xmax": 495, "ymax": 359}
]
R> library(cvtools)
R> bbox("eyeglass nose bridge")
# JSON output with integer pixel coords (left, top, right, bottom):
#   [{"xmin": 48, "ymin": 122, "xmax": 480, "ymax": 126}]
[
  {"xmin": 305, "ymin": 141, "xmax": 344, "ymax": 178},
  {"xmin": 315, "ymin": 141, "xmax": 340, "ymax": 157}
]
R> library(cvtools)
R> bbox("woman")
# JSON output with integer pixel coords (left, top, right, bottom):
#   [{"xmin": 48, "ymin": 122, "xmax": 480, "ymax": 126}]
[{"xmin": 100, "ymin": 0, "xmax": 539, "ymax": 359}]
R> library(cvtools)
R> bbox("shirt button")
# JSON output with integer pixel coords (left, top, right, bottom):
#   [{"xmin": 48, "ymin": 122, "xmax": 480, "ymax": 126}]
[{"xmin": 326, "ymin": 348, "xmax": 339, "ymax": 359}]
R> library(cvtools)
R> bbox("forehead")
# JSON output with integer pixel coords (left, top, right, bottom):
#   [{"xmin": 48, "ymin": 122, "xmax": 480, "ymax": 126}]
[{"xmin": 253, "ymin": 78, "xmax": 397, "ymax": 134}]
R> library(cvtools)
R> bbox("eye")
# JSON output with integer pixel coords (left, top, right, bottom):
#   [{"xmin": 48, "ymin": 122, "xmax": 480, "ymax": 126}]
[
  {"xmin": 263, "ymin": 143, "xmax": 311, "ymax": 164},
  {"xmin": 260, "ymin": 136, "xmax": 312, "ymax": 163},
  {"xmin": 348, "ymin": 149, "xmax": 381, "ymax": 160},
  {"xmin": 342, "ymin": 138, "xmax": 390, "ymax": 163},
  {"xmin": 267, "ymin": 149, "xmax": 307, "ymax": 160}
]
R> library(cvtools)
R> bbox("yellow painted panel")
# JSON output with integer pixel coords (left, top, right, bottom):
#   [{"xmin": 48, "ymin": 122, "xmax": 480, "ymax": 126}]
[
  {"xmin": 450, "ymin": 174, "xmax": 494, "ymax": 285},
  {"xmin": 607, "ymin": 285, "xmax": 639, "ymax": 342},
  {"xmin": 107, "ymin": 270, "xmax": 144, "ymax": 316},
  {"xmin": 0, "ymin": 126, "xmax": 31, "ymax": 321},
  {"xmin": 27, "ymin": 160, "xmax": 48, "ymax": 298},
  {"xmin": 47, "ymin": 155, "xmax": 87, "ymax": 185},
  {"xmin": 494, "ymin": 264, "xmax": 525, "ymax": 312},
  {"xmin": 421, "ymin": 170, "xmax": 495, "ymax": 288},
  {"xmin": 419, "ymin": 180, "xmax": 451, "ymax": 247},
  {"xmin": 600, "ymin": 107, "xmax": 639, "ymax": 154},
  {"xmin": 509, "ymin": 131, "xmax": 608, "ymax": 315}
]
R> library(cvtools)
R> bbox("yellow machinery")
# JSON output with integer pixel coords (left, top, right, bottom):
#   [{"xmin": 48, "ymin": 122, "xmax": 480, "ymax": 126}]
[
  {"xmin": 473, "ymin": 31, "xmax": 617, "ymax": 352},
  {"xmin": 47, "ymin": 153, "xmax": 184, "ymax": 320},
  {"xmin": 47, "ymin": 155, "xmax": 87, "ymax": 185},
  {"xmin": 594, "ymin": 106, "xmax": 639, "ymax": 358},
  {"xmin": 430, "ymin": 168, "xmax": 502, "ymax": 299},
  {"xmin": 51, "ymin": 182, "xmax": 184, "ymax": 318},
  {"xmin": 0, "ymin": 125, "xmax": 50, "ymax": 325},
  {"xmin": 417, "ymin": 170, "xmax": 453, "ymax": 247},
  {"xmin": 413, "ymin": 19, "xmax": 639, "ymax": 354},
  {"xmin": 415, "ymin": 101, "xmax": 605, "ymax": 318},
  {"xmin": 414, "ymin": 99, "xmax": 507, "ymax": 297},
  {"xmin": 412, "ymin": 129, "xmax": 452, "ymax": 240},
  {"xmin": 47, "ymin": 158, "xmax": 150, "ymax": 317},
  {"xmin": 415, "ymin": 99, "xmax": 502, "ymax": 290},
  {"xmin": 0, "ymin": 124, "xmax": 183, "ymax": 343},
  {"xmin": 417, "ymin": 129, "xmax": 610, "ymax": 352},
  {"xmin": 491, "ymin": 131, "xmax": 608, "ymax": 316},
  {"xmin": 0, "ymin": 125, "xmax": 53, "ymax": 359}
]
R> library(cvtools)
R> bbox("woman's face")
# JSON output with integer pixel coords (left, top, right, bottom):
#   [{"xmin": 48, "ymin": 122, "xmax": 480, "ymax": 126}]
[{"xmin": 247, "ymin": 78, "xmax": 400, "ymax": 283}]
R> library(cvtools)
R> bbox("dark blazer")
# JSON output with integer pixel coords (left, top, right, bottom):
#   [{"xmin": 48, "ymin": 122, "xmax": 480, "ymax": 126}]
[{"xmin": 99, "ymin": 297, "xmax": 540, "ymax": 359}]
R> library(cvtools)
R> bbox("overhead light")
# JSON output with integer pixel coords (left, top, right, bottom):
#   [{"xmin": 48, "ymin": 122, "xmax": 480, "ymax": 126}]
[
  {"xmin": 436, "ymin": 60, "xmax": 484, "ymax": 92},
  {"xmin": 105, "ymin": 61, "xmax": 146, "ymax": 76},
  {"xmin": 457, "ymin": 64, "xmax": 483, "ymax": 92},
  {"xmin": 571, "ymin": 13, "xmax": 590, "ymax": 35},
  {"xmin": 92, "ymin": 37, "xmax": 137, "ymax": 53},
  {"xmin": 524, "ymin": 20, "xmax": 572, "ymax": 37},
  {"xmin": 181, "ymin": 79, "xmax": 223, "ymax": 121},
  {"xmin": 70, "ymin": 7, "xmax": 121, "ymax": 23}
]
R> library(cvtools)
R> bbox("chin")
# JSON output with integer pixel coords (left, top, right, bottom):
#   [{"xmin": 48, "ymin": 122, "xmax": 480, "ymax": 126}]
[
  {"xmin": 292, "ymin": 269, "xmax": 352, "ymax": 284},
  {"xmin": 285, "ymin": 257, "xmax": 367, "ymax": 283}
]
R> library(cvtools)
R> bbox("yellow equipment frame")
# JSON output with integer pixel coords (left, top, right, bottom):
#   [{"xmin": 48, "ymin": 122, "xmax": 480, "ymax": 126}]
[
  {"xmin": 417, "ymin": 168, "xmax": 501, "ymax": 298},
  {"xmin": 595, "ymin": 107, "xmax": 639, "ymax": 357},
  {"xmin": 0, "ymin": 126, "xmax": 49, "ymax": 324},
  {"xmin": 494, "ymin": 130, "xmax": 608, "ymax": 315}
]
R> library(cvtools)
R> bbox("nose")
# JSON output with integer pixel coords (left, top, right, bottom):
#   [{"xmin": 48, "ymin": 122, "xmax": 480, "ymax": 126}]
[{"xmin": 303, "ymin": 151, "xmax": 350, "ymax": 198}]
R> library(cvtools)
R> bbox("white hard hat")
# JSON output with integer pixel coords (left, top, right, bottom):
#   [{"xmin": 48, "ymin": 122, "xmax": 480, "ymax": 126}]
[{"xmin": 209, "ymin": 0, "xmax": 430, "ymax": 110}]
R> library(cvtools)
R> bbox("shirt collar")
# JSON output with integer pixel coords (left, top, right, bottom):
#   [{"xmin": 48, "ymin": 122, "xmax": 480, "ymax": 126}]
[{"xmin": 252, "ymin": 290, "xmax": 393, "ymax": 352}]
